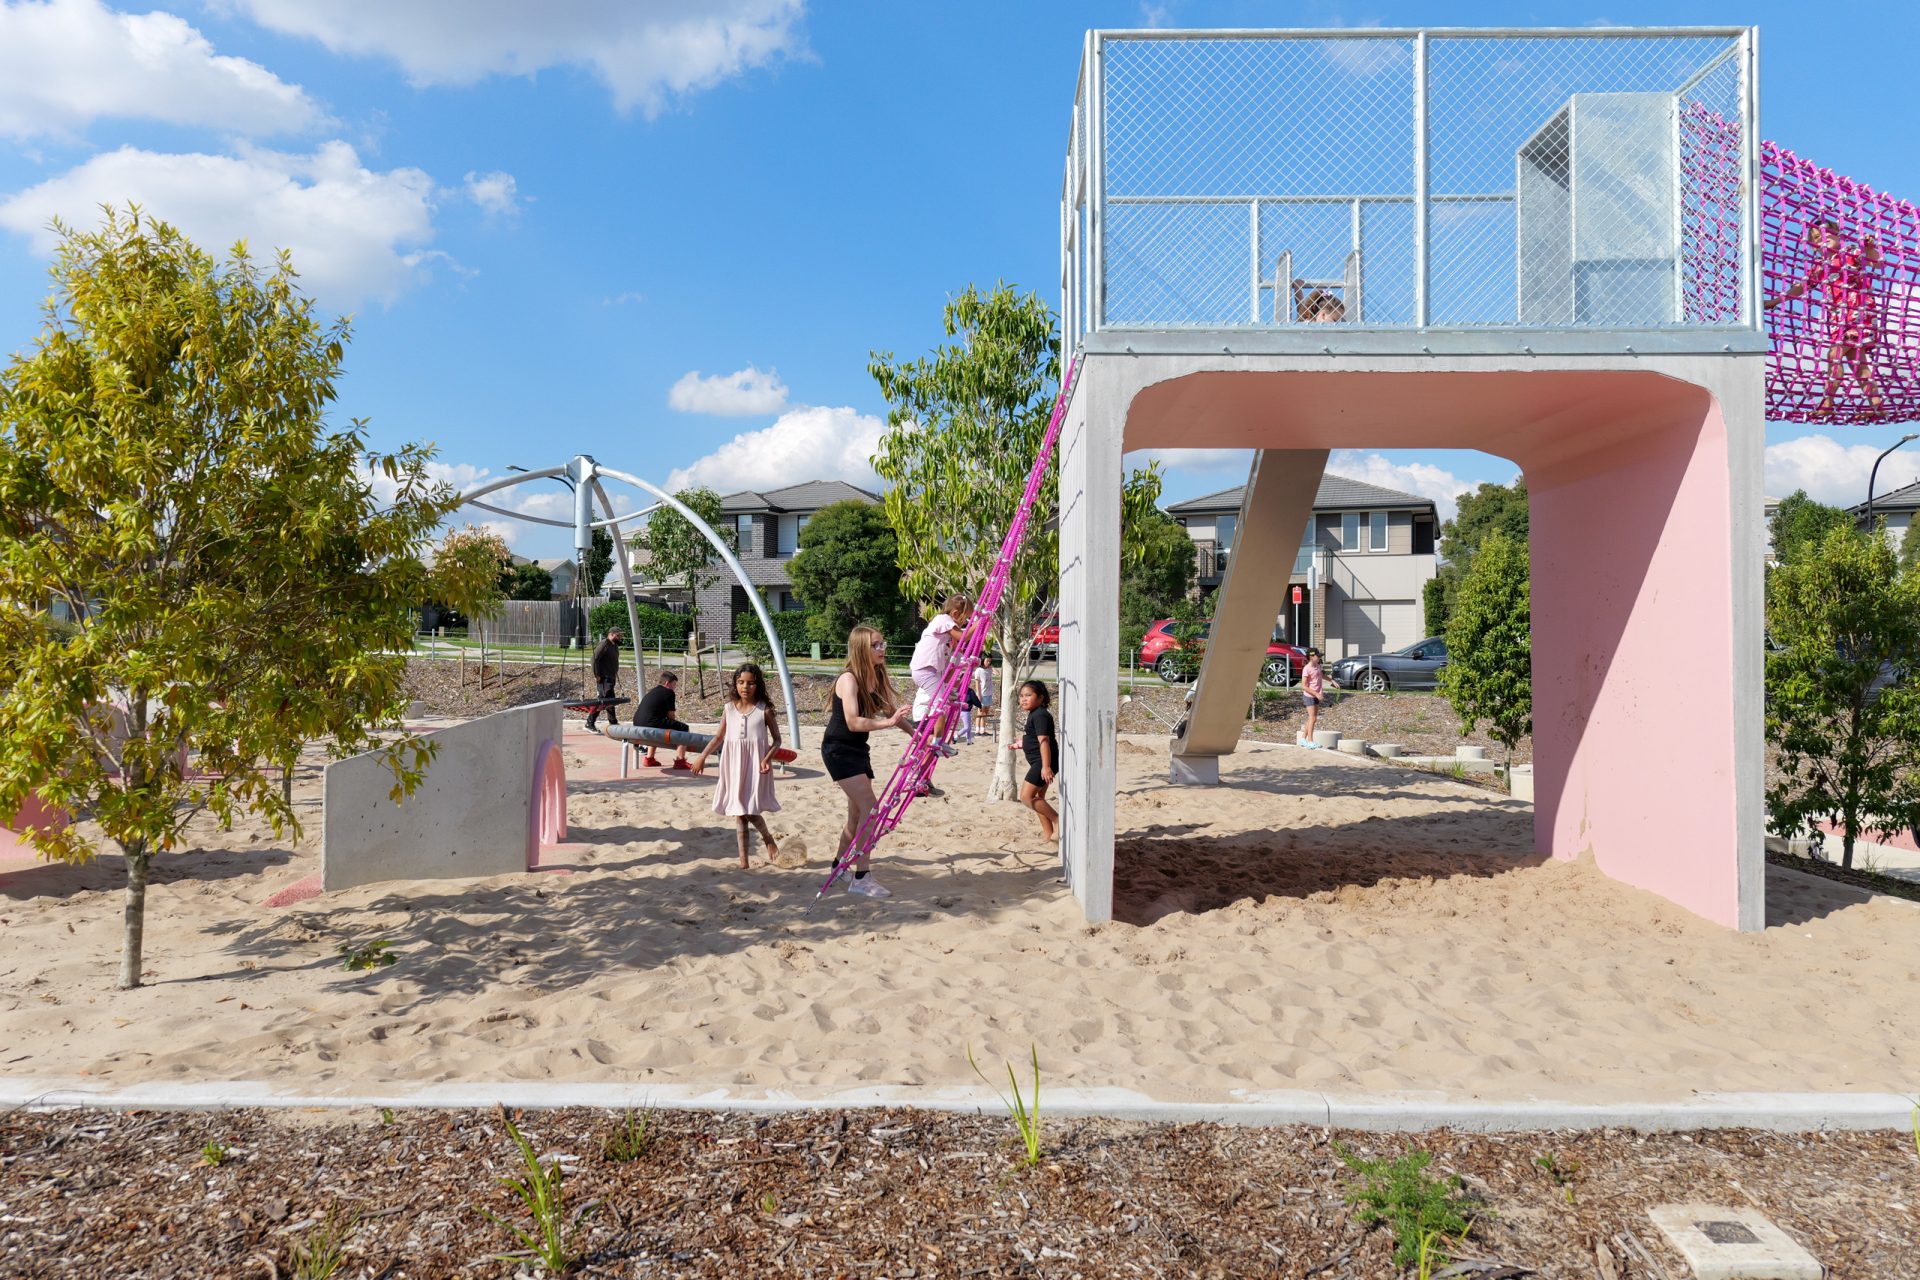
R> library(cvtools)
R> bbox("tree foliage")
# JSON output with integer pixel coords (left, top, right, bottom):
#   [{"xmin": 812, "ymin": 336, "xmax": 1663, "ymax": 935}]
[
  {"xmin": 1769, "ymin": 490, "xmax": 1851, "ymax": 568},
  {"xmin": 0, "ymin": 209, "xmax": 497, "ymax": 987},
  {"xmin": 504, "ymin": 561, "xmax": 553, "ymax": 601},
  {"xmin": 788, "ymin": 499, "xmax": 910, "ymax": 646},
  {"xmin": 585, "ymin": 527, "xmax": 614, "ymax": 596},
  {"xmin": 1765, "ymin": 523, "xmax": 1920, "ymax": 868},
  {"xmin": 870, "ymin": 282, "xmax": 1163, "ymax": 799},
  {"xmin": 1425, "ymin": 478, "xmax": 1528, "ymax": 636},
  {"xmin": 636, "ymin": 486, "xmax": 726, "ymax": 597},
  {"xmin": 1438, "ymin": 529, "xmax": 1531, "ymax": 764},
  {"xmin": 1121, "ymin": 507, "xmax": 1199, "ymax": 618}
]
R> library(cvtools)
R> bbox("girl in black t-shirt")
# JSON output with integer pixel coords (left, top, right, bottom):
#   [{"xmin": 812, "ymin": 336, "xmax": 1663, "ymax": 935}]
[{"xmin": 1006, "ymin": 679, "xmax": 1058, "ymax": 843}]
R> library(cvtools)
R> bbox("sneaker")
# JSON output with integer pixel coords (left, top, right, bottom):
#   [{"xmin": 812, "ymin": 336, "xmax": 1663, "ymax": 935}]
[
  {"xmin": 642, "ymin": 757, "xmax": 662, "ymax": 768},
  {"xmin": 848, "ymin": 876, "xmax": 891, "ymax": 899},
  {"xmin": 935, "ymin": 742, "xmax": 959, "ymax": 758},
  {"xmin": 668, "ymin": 758, "xmax": 692, "ymax": 771}
]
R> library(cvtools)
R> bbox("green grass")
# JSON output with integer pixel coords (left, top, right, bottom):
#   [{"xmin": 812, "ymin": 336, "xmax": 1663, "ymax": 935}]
[
  {"xmin": 968, "ymin": 1043, "xmax": 1044, "ymax": 1168},
  {"xmin": 288, "ymin": 1205, "xmax": 356, "ymax": 1280},
  {"xmin": 600, "ymin": 1107, "xmax": 654, "ymax": 1163},
  {"xmin": 480, "ymin": 1108, "xmax": 585, "ymax": 1273}
]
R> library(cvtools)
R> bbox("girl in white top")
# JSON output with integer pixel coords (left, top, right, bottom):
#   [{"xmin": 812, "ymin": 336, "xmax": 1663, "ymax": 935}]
[{"xmin": 908, "ymin": 593, "xmax": 972, "ymax": 756}]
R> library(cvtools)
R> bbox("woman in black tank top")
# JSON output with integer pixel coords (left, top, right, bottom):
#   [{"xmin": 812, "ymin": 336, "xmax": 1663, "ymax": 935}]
[{"xmin": 826, "ymin": 626, "xmax": 912, "ymax": 898}]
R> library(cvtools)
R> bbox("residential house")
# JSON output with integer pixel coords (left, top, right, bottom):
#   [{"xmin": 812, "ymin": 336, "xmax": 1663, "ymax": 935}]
[
  {"xmin": 1165, "ymin": 474, "xmax": 1439, "ymax": 657},
  {"xmin": 1848, "ymin": 480, "xmax": 1920, "ymax": 553},
  {"xmin": 690, "ymin": 481, "xmax": 882, "ymax": 644},
  {"xmin": 534, "ymin": 557, "xmax": 578, "ymax": 598}
]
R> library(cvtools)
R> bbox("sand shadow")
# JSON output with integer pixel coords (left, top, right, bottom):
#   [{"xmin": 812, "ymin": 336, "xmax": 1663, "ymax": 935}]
[{"xmin": 1, "ymin": 846, "xmax": 298, "ymax": 903}]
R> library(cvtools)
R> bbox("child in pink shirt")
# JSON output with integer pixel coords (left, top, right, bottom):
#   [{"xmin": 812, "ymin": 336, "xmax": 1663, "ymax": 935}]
[{"xmin": 1297, "ymin": 648, "xmax": 1335, "ymax": 747}]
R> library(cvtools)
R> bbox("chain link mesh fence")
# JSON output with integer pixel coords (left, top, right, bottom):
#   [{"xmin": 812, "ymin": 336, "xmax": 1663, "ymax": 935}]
[{"xmin": 1064, "ymin": 29, "xmax": 1756, "ymax": 339}]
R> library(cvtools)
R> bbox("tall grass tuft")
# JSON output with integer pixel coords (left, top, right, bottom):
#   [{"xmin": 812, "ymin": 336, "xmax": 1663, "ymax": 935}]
[
  {"xmin": 968, "ymin": 1043, "xmax": 1043, "ymax": 1168},
  {"xmin": 479, "ymin": 1107, "xmax": 586, "ymax": 1272}
]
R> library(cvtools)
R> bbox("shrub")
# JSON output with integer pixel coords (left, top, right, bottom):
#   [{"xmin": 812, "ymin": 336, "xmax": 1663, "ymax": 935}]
[
  {"xmin": 735, "ymin": 609, "xmax": 813, "ymax": 660},
  {"xmin": 590, "ymin": 600, "xmax": 693, "ymax": 650}
]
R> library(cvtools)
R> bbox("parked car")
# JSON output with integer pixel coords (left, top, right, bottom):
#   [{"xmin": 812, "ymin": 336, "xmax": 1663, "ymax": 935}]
[
  {"xmin": 1030, "ymin": 613, "xmax": 1059, "ymax": 657},
  {"xmin": 1330, "ymin": 637, "xmax": 1449, "ymax": 692},
  {"xmin": 1139, "ymin": 618, "xmax": 1306, "ymax": 687}
]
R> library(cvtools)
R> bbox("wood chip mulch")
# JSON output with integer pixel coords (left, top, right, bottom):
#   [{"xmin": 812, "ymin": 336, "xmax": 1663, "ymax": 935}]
[{"xmin": 3, "ymin": 1107, "xmax": 1914, "ymax": 1278}]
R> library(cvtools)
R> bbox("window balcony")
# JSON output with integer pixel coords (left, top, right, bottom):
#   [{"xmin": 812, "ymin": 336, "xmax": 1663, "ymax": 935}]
[{"xmin": 1061, "ymin": 27, "xmax": 1759, "ymax": 356}]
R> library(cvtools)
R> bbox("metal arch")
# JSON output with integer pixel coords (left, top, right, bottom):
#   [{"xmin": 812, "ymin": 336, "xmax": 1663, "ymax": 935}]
[
  {"xmin": 593, "ymin": 466, "xmax": 802, "ymax": 751},
  {"xmin": 589, "ymin": 476, "xmax": 648, "ymax": 694}
]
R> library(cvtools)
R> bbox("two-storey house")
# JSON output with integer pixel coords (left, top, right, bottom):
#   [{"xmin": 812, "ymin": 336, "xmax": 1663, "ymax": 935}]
[
  {"xmin": 694, "ymin": 480, "xmax": 881, "ymax": 644},
  {"xmin": 1166, "ymin": 474, "xmax": 1439, "ymax": 657}
]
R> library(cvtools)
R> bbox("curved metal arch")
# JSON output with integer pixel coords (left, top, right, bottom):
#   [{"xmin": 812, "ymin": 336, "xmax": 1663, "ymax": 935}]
[
  {"xmin": 594, "ymin": 466, "xmax": 801, "ymax": 750},
  {"xmin": 463, "ymin": 497, "xmax": 664, "ymax": 532}
]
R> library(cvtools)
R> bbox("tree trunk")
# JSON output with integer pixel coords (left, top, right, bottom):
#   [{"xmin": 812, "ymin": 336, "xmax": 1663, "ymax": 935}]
[
  {"xmin": 119, "ymin": 845, "xmax": 150, "ymax": 990},
  {"xmin": 988, "ymin": 615, "xmax": 1023, "ymax": 802}
]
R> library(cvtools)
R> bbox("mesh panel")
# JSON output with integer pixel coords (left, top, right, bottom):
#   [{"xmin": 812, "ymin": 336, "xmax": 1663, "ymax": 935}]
[{"xmin": 1072, "ymin": 30, "xmax": 1756, "ymax": 334}]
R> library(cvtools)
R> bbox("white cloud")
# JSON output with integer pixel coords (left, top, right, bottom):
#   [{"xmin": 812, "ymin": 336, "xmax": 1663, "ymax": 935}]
[
  {"xmin": 0, "ymin": 141, "xmax": 441, "ymax": 306},
  {"xmin": 668, "ymin": 365, "xmax": 790, "ymax": 416},
  {"xmin": 1765, "ymin": 434, "xmax": 1920, "ymax": 507},
  {"xmin": 462, "ymin": 169, "xmax": 518, "ymax": 217},
  {"xmin": 219, "ymin": 0, "xmax": 806, "ymax": 118},
  {"xmin": 1126, "ymin": 447, "xmax": 1253, "ymax": 478},
  {"xmin": 1329, "ymin": 449, "xmax": 1483, "ymax": 523},
  {"xmin": 0, "ymin": 0, "xmax": 325, "ymax": 139},
  {"xmin": 666, "ymin": 405, "xmax": 884, "ymax": 493}
]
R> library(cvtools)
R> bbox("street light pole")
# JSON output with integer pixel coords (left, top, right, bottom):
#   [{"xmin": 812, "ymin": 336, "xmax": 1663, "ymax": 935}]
[{"xmin": 1866, "ymin": 433, "xmax": 1920, "ymax": 543}]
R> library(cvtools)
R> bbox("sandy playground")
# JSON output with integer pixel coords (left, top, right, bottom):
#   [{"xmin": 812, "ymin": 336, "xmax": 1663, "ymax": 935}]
[{"xmin": 2, "ymin": 724, "xmax": 1917, "ymax": 1104}]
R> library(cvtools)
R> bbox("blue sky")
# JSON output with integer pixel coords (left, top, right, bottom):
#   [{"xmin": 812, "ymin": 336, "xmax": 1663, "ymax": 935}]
[{"xmin": 2, "ymin": 0, "xmax": 1917, "ymax": 559}]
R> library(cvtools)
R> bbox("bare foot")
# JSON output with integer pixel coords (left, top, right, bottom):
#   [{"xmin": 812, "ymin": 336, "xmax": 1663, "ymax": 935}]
[
  {"xmin": 763, "ymin": 841, "xmax": 780, "ymax": 865},
  {"xmin": 738, "ymin": 855, "xmax": 751, "ymax": 870}
]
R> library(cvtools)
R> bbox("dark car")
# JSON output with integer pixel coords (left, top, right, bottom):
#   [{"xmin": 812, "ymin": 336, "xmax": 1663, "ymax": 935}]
[
  {"xmin": 1139, "ymin": 618, "xmax": 1306, "ymax": 688},
  {"xmin": 1331, "ymin": 637, "xmax": 1449, "ymax": 692}
]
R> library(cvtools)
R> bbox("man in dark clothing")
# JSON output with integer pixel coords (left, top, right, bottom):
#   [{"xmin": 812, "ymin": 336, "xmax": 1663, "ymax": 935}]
[
  {"xmin": 585, "ymin": 628, "xmax": 622, "ymax": 731},
  {"xmin": 632, "ymin": 670, "xmax": 690, "ymax": 768}
]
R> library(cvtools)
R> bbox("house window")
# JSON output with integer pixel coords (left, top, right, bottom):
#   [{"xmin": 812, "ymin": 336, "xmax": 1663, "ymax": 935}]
[
  {"xmin": 1369, "ymin": 511, "xmax": 1388, "ymax": 552},
  {"xmin": 1340, "ymin": 512, "xmax": 1360, "ymax": 549},
  {"xmin": 1215, "ymin": 514, "xmax": 1237, "ymax": 550},
  {"xmin": 776, "ymin": 514, "xmax": 799, "ymax": 556},
  {"xmin": 735, "ymin": 513, "xmax": 755, "ymax": 553}
]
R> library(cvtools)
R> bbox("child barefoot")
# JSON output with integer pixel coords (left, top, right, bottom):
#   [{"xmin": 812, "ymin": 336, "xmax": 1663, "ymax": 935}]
[
  {"xmin": 691, "ymin": 663, "xmax": 782, "ymax": 869},
  {"xmin": 1006, "ymin": 679, "xmax": 1058, "ymax": 843}
]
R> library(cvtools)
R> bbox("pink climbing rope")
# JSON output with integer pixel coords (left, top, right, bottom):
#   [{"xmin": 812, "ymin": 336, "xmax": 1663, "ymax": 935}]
[
  {"xmin": 1681, "ymin": 103, "xmax": 1919, "ymax": 423},
  {"xmin": 810, "ymin": 357, "xmax": 1081, "ymax": 906}
]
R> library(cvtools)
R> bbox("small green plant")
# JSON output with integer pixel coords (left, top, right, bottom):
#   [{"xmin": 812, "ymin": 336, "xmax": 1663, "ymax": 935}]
[
  {"xmin": 288, "ymin": 1205, "xmax": 357, "ymax": 1280},
  {"xmin": 379, "ymin": 1107, "xmax": 395, "ymax": 1126},
  {"xmin": 1911, "ymin": 1103, "xmax": 1918, "ymax": 1161},
  {"xmin": 601, "ymin": 1107, "xmax": 655, "ymax": 1163},
  {"xmin": 759, "ymin": 1192, "xmax": 779, "ymax": 1215},
  {"xmin": 1533, "ymin": 1151, "xmax": 1578, "ymax": 1204},
  {"xmin": 338, "ymin": 939, "xmax": 396, "ymax": 972},
  {"xmin": 479, "ymin": 1107, "xmax": 585, "ymax": 1272},
  {"xmin": 968, "ymin": 1043, "xmax": 1043, "ymax": 1168},
  {"xmin": 200, "ymin": 1140, "xmax": 228, "ymax": 1166},
  {"xmin": 1333, "ymin": 1141, "xmax": 1477, "ymax": 1268}
]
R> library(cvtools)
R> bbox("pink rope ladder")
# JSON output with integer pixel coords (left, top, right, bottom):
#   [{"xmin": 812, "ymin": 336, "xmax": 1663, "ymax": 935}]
[{"xmin": 810, "ymin": 357, "xmax": 1081, "ymax": 906}]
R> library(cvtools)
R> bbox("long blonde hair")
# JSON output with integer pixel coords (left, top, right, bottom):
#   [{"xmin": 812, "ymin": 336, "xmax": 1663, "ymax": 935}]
[{"xmin": 842, "ymin": 625, "xmax": 898, "ymax": 718}]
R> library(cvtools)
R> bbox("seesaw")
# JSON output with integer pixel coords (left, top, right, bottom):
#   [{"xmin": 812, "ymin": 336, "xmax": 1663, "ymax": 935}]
[
  {"xmin": 602, "ymin": 723, "xmax": 797, "ymax": 778},
  {"xmin": 562, "ymin": 696, "xmax": 630, "ymax": 713}
]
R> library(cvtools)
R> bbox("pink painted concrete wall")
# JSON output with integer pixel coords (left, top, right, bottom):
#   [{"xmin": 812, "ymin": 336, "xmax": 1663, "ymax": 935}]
[
  {"xmin": 1111, "ymin": 364, "xmax": 1757, "ymax": 928},
  {"xmin": 528, "ymin": 738, "xmax": 568, "ymax": 868}
]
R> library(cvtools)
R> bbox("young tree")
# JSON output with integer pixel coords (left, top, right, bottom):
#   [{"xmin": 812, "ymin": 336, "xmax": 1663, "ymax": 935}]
[
  {"xmin": 788, "ymin": 500, "xmax": 910, "ymax": 646},
  {"xmin": 1121, "ymin": 507, "xmax": 1199, "ymax": 615},
  {"xmin": 1438, "ymin": 529, "xmax": 1531, "ymax": 766},
  {"xmin": 871, "ymin": 282, "xmax": 1163, "ymax": 801},
  {"xmin": 1898, "ymin": 521, "xmax": 1920, "ymax": 577},
  {"xmin": 1769, "ymin": 489, "xmax": 1851, "ymax": 568},
  {"xmin": 634, "ymin": 486, "xmax": 725, "ymax": 600},
  {"xmin": 504, "ymin": 561, "xmax": 553, "ymax": 601},
  {"xmin": 0, "ymin": 209, "xmax": 498, "ymax": 988},
  {"xmin": 1425, "ymin": 478, "xmax": 1528, "ymax": 636},
  {"xmin": 585, "ymin": 527, "xmax": 614, "ymax": 596},
  {"xmin": 1766, "ymin": 523, "xmax": 1920, "ymax": 869}
]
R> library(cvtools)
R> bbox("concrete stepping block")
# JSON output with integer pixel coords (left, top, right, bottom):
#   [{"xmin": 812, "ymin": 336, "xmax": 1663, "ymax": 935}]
[
  {"xmin": 1456, "ymin": 744, "xmax": 1487, "ymax": 761},
  {"xmin": 1336, "ymin": 738, "xmax": 1367, "ymax": 755},
  {"xmin": 1647, "ymin": 1204, "xmax": 1821, "ymax": 1279},
  {"xmin": 1371, "ymin": 743, "xmax": 1403, "ymax": 758},
  {"xmin": 1312, "ymin": 730, "xmax": 1341, "ymax": 749}
]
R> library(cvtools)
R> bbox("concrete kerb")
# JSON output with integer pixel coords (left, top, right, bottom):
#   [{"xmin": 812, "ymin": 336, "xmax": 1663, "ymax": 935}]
[{"xmin": 2, "ymin": 1081, "xmax": 1914, "ymax": 1133}]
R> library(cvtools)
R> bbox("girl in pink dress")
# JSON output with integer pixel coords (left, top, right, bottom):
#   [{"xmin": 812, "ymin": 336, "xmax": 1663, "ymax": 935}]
[
  {"xmin": 1765, "ymin": 217, "xmax": 1886, "ymax": 418},
  {"xmin": 691, "ymin": 663, "xmax": 782, "ymax": 869}
]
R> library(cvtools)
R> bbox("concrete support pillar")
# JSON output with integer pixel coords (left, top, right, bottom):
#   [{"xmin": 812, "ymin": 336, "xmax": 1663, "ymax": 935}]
[
  {"xmin": 1524, "ymin": 371, "xmax": 1764, "ymax": 930},
  {"xmin": 1057, "ymin": 382, "xmax": 1123, "ymax": 922},
  {"xmin": 1174, "ymin": 448, "xmax": 1328, "ymax": 773}
]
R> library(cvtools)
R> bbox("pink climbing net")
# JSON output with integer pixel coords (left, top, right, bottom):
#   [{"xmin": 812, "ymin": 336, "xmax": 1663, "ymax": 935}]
[
  {"xmin": 1684, "ymin": 102, "xmax": 1920, "ymax": 424},
  {"xmin": 811, "ymin": 358, "xmax": 1080, "ymax": 906}
]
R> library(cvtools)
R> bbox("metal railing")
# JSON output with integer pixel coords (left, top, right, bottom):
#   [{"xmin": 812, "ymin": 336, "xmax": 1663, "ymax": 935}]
[{"xmin": 1062, "ymin": 27, "xmax": 1759, "ymax": 353}]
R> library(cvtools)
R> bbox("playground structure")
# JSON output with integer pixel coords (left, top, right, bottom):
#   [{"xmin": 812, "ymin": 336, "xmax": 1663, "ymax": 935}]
[
  {"xmin": 1051, "ymin": 26, "xmax": 1774, "ymax": 930},
  {"xmin": 603, "ymin": 722, "xmax": 798, "ymax": 778},
  {"xmin": 453, "ymin": 455, "xmax": 802, "ymax": 751}
]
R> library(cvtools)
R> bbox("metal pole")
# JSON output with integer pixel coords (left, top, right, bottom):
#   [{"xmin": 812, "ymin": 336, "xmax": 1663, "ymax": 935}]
[
  {"xmin": 1866, "ymin": 434, "xmax": 1919, "ymax": 540},
  {"xmin": 1249, "ymin": 199, "xmax": 1261, "ymax": 323},
  {"xmin": 1740, "ymin": 26, "xmax": 1761, "ymax": 329},
  {"xmin": 589, "ymin": 473, "xmax": 649, "ymax": 696},
  {"xmin": 1089, "ymin": 31, "xmax": 1106, "ymax": 332},
  {"xmin": 1412, "ymin": 31, "xmax": 1430, "ymax": 328}
]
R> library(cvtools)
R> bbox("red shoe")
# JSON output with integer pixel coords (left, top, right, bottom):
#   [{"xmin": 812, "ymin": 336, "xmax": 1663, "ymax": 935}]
[
  {"xmin": 642, "ymin": 757, "xmax": 662, "ymax": 768},
  {"xmin": 668, "ymin": 758, "xmax": 692, "ymax": 771}
]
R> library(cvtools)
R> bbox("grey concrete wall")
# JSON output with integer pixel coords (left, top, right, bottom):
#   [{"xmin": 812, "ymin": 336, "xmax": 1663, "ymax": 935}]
[{"xmin": 322, "ymin": 700, "xmax": 565, "ymax": 892}]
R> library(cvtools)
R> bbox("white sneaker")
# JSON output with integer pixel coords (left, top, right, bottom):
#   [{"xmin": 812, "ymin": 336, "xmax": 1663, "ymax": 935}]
[
  {"xmin": 935, "ymin": 742, "xmax": 959, "ymax": 758},
  {"xmin": 848, "ymin": 876, "xmax": 891, "ymax": 899}
]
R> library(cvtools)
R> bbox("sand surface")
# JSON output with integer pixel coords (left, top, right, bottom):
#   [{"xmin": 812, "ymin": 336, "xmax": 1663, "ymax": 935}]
[{"xmin": 3, "ymin": 727, "xmax": 1916, "ymax": 1103}]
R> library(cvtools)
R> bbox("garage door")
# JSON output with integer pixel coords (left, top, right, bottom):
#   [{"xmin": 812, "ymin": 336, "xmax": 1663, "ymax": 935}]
[{"xmin": 1338, "ymin": 599, "xmax": 1421, "ymax": 656}]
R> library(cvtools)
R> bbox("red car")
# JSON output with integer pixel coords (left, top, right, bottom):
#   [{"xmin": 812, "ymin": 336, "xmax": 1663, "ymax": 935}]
[
  {"xmin": 1030, "ymin": 613, "xmax": 1059, "ymax": 656},
  {"xmin": 1140, "ymin": 618, "xmax": 1305, "ymax": 687}
]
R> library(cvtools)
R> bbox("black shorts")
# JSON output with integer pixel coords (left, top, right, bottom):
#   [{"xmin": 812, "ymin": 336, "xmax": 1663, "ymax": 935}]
[
  {"xmin": 822, "ymin": 743, "xmax": 873, "ymax": 783},
  {"xmin": 1023, "ymin": 759, "xmax": 1050, "ymax": 789}
]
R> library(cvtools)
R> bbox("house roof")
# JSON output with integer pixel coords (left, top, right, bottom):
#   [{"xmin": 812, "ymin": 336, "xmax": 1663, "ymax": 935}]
[
  {"xmin": 1164, "ymin": 473, "xmax": 1438, "ymax": 517},
  {"xmin": 720, "ymin": 480, "xmax": 880, "ymax": 514},
  {"xmin": 533, "ymin": 558, "xmax": 576, "ymax": 574},
  {"xmin": 1848, "ymin": 479, "xmax": 1920, "ymax": 514}
]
